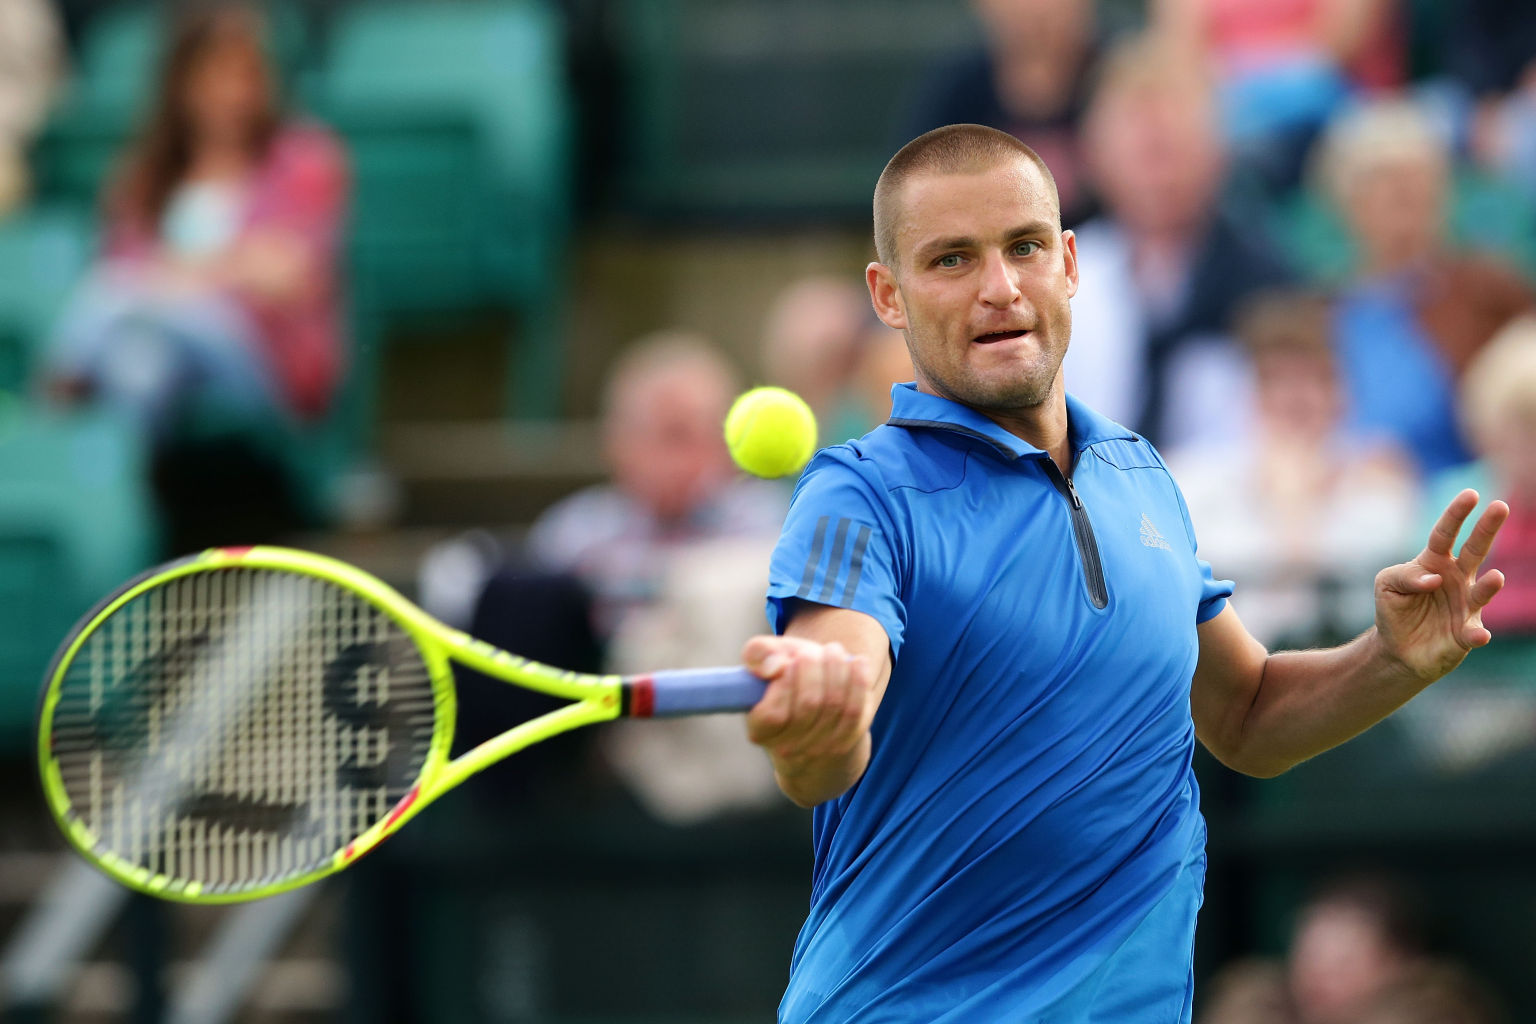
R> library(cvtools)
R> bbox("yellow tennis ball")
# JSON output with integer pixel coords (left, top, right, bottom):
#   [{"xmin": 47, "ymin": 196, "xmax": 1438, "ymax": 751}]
[{"xmin": 724, "ymin": 387, "xmax": 818, "ymax": 478}]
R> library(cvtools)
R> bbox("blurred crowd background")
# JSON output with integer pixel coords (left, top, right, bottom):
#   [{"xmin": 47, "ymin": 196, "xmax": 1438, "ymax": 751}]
[{"xmin": 0, "ymin": 0, "xmax": 1534, "ymax": 1021}]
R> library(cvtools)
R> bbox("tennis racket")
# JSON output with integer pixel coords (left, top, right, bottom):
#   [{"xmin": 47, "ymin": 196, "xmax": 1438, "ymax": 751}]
[{"xmin": 36, "ymin": 545, "xmax": 768, "ymax": 904}]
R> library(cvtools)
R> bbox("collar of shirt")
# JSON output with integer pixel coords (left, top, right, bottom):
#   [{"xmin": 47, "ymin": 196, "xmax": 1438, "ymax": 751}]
[{"xmin": 885, "ymin": 381, "xmax": 1137, "ymax": 461}]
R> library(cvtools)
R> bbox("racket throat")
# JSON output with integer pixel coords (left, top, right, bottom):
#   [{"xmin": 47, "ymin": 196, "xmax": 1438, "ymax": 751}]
[{"xmin": 620, "ymin": 676, "xmax": 656, "ymax": 718}]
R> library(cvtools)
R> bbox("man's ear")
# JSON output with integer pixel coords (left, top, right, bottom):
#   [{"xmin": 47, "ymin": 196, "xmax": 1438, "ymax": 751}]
[
  {"xmin": 1061, "ymin": 229, "xmax": 1080, "ymax": 300},
  {"xmin": 867, "ymin": 262, "xmax": 907, "ymax": 330}
]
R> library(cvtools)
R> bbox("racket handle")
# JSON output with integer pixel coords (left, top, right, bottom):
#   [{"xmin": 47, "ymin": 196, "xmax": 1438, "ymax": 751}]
[{"xmin": 623, "ymin": 666, "xmax": 767, "ymax": 718}]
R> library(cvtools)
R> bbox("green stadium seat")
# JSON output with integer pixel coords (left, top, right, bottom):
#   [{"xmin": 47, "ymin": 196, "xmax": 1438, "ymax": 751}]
[
  {"xmin": 0, "ymin": 206, "xmax": 93, "ymax": 395},
  {"xmin": 73, "ymin": 4, "xmax": 165, "ymax": 114},
  {"xmin": 31, "ymin": 5, "xmax": 168, "ymax": 210},
  {"xmin": 329, "ymin": 103, "xmax": 490, "ymax": 314},
  {"xmin": 0, "ymin": 402, "xmax": 156, "ymax": 749},
  {"xmin": 318, "ymin": 0, "xmax": 573, "ymax": 416},
  {"xmin": 72, "ymin": 1, "xmax": 310, "ymax": 114},
  {"xmin": 610, "ymin": 0, "xmax": 982, "ymax": 219},
  {"xmin": 322, "ymin": 1, "xmax": 570, "ymax": 216}
]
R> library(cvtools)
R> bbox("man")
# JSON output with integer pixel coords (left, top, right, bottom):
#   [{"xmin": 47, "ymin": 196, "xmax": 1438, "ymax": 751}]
[
  {"xmin": 1314, "ymin": 97, "xmax": 1534, "ymax": 476},
  {"xmin": 1068, "ymin": 33, "xmax": 1293, "ymax": 448},
  {"xmin": 903, "ymin": 0, "xmax": 1101, "ymax": 228},
  {"xmin": 741, "ymin": 124, "xmax": 1509, "ymax": 1022}
]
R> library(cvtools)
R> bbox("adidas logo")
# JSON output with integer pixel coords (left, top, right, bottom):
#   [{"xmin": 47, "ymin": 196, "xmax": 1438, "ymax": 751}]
[{"xmin": 1140, "ymin": 514, "xmax": 1171, "ymax": 550}]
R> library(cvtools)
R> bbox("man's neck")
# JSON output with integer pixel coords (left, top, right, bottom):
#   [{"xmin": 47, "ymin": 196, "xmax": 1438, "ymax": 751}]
[
  {"xmin": 986, "ymin": 396, "xmax": 1072, "ymax": 475},
  {"xmin": 922, "ymin": 380, "xmax": 1072, "ymax": 473}
]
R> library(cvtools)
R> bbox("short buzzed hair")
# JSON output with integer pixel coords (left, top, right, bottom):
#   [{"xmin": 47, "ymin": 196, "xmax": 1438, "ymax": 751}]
[{"xmin": 873, "ymin": 124, "xmax": 1059, "ymax": 269}]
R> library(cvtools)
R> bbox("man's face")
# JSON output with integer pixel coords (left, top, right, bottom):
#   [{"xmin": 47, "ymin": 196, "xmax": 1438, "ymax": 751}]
[
  {"xmin": 1343, "ymin": 155, "xmax": 1447, "ymax": 271},
  {"xmin": 868, "ymin": 159, "xmax": 1079, "ymax": 413},
  {"xmin": 973, "ymin": 0, "xmax": 1092, "ymax": 58},
  {"xmin": 1289, "ymin": 904, "xmax": 1410, "ymax": 1024},
  {"xmin": 1086, "ymin": 83, "xmax": 1224, "ymax": 236},
  {"xmin": 606, "ymin": 368, "xmax": 733, "ymax": 522},
  {"xmin": 184, "ymin": 32, "xmax": 273, "ymax": 142},
  {"xmin": 1254, "ymin": 348, "xmax": 1341, "ymax": 443}
]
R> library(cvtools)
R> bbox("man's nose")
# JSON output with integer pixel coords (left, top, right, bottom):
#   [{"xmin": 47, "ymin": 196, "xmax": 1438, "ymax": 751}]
[{"xmin": 977, "ymin": 251, "xmax": 1022, "ymax": 308}]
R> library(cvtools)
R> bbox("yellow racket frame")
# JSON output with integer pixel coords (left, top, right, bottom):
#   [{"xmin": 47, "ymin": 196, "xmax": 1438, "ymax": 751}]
[{"xmin": 37, "ymin": 545, "xmax": 624, "ymax": 904}]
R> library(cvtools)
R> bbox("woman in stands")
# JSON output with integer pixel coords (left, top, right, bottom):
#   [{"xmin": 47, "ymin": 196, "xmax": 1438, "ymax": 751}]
[{"xmin": 45, "ymin": 2, "xmax": 347, "ymax": 434}]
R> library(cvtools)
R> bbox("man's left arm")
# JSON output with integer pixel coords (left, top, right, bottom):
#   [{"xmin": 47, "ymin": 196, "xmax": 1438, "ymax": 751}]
[{"xmin": 1192, "ymin": 489, "xmax": 1509, "ymax": 779}]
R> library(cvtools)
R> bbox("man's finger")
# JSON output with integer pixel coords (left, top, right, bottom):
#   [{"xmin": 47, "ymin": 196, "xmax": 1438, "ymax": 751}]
[
  {"xmin": 803, "ymin": 644, "xmax": 852, "ymax": 750},
  {"xmin": 1423, "ymin": 489, "xmax": 1480, "ymax": 557},
  {"xmin": 743, "ymin": 634, "xmax": 822, "ymax": 679},
  {"xmin": 1378, "ymin": 562, "xmax": 1442, "ymax": 594},
  {"xmin": 1469, "ymin": 568, "xmax": 1507, "ymax": 611},
  {"xmin": 786, "ymin": 649, "xmax": 829, "ymax": 742},
  {"xmin": 838, "ymin": 655, "xmax": 874, "ymax": 738},
  {"xmin": 742, "ymin": 635, "xmax": 786, "ymax": 676},
  {"xmin": 746, "ymin": 676, "xmax": 795, "ymax": 743},
  {"xmin": 1462, "ymin": 623, "xmax": 1494, "ymax": 649},
  {"xmin": 1455, "ymin": 500, "xmax": 1510, "ymax": 577},
  {"xmin": 748, "ymin": 645, "xmax": 819, "ymax": 743}
]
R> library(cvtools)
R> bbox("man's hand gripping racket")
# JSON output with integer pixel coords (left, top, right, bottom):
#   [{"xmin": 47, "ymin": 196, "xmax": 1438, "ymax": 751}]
[{"xmin": 35, "ymin": 546, "xmax": 767, "ymax": 903}]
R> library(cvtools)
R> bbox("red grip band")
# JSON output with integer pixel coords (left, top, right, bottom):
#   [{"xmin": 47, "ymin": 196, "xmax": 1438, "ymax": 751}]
[{"xmin": 629, "ymin": 675, "xmax": 655, "ymax": 718}]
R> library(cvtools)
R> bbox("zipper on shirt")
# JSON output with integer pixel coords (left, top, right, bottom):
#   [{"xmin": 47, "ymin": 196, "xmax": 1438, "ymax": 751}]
[{"xmin": 1039, "ymin": 459, "xmax": 1109, "ymax": 609}]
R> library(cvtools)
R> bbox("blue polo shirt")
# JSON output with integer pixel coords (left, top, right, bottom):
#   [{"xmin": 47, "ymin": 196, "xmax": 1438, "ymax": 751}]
[{"xmin": 766, "ymin": 384, "xmax": 1232, "ymax": 1023}]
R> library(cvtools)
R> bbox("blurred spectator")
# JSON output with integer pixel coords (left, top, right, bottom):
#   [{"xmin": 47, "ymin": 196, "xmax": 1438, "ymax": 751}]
[
  {"xmin": 1315, "ymin": 98, "xmax": 1534, "ymax": 476},
  {"xmin": 1289, "ymin": 875, "xmax": 1428, "ymax": 1024},
  {"xmin": 903, "ymin": 0, "xmax": 1100, "ymax": 227},
  {"xmin": 1197, "ymin": 959, "xmax": 1295, "ymax": 1024},
  {"xmin": 1359, "ymin": 962, "xmax": 1509, "ymax": 1024},
  {"xmin": 43, "ymin": 2, "xmax": 348, "ymax": 434},
  {"xmin": 1424, "ymin": 316, "xmax": 1536, "ymax": 635},
  {"xmin": 1467, "ymin": 78, "xmax": 1536, "ymax": 208},
  {"xmin": 421, "ymin": 332, "xmax": 788, "ymax": 822},
  {"xmin": 1201, "ymin": 877, "xmax": 1514, "ymax": 1024},
  {"xmin": 845, "ymin": 323, "xmax": 913, "ymax": 433},
  {"xmin": 759, "ymin": 275, "xmax": 914, "ymax": 445},
  {"xmin": 1066, "ymin": 31, "xmax": 1293, "ymax": 447},
  {"xmin": 528, "ymin": 331, "xmax": 785, "ymax": 635},
  {"xmin": 1168, "ymin": 291, "xmax": 1416, "ymax": 647},
  {"xmin": 0, "ymin": 0, "xmax": 64, "ymax": 217},
  {"xmin": 1154, "ymin": 0, "xmax": 1402, "ymax": 192},
  {"xmin": 760, "ymin": 275, "xmax": 869, "ymax": 445}
]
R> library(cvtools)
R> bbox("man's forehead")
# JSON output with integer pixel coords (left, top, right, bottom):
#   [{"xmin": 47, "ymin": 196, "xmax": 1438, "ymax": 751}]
[{"xmin": 895, "ymin": 161, "xmax": 1058, "ymax": 252}]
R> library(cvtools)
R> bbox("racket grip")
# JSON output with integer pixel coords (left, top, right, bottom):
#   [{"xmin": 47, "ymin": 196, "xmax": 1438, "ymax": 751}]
[{"xmin": 624, "ymin": 666, "xmax": 768, "ymax": 718}]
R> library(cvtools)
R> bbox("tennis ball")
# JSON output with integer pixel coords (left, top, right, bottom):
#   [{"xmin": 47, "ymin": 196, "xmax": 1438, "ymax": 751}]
[{"xmin": 724, "ymin": 387, "xmax": 818, "ymax": 479}]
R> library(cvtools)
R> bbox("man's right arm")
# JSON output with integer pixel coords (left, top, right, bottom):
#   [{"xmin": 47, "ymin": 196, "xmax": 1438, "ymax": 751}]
[{"xmin": 741, "ymin": 604, "xmax": 893, "ymax": 808}]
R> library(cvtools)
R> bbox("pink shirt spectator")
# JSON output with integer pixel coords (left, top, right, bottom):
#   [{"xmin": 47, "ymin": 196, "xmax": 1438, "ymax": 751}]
[
  {"xmin": 103, "ymin": 121, "xmax": 349, "ymax": 419},
  {"xmin": 1482, "ymin": 504, "xmax": 1536, "ymax": 633},
  {"xmin": 1193, "ymin": 0, "xmax": 1403, "ymax": 87}
]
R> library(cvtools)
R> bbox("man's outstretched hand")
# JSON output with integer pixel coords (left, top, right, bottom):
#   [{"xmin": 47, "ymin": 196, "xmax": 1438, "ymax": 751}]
[
  {"xmin": 740, "ymin": 605, "xmax": 892, "ymax": 807},
  {"xmin": 1374, "ymin": 489, "xmax": 1509, "ymax": 683},
  {"xmin": 742, "ymin": 635, "xmax": 877, "ymax": 775}
]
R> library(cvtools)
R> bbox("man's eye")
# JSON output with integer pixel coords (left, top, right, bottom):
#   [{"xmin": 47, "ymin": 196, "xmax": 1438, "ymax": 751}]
[
  {"xmin": 1014, "ymin": 241, "xmax": 1041, "ymax": 257},
  {"xmin": 937, "ymin": 254, "xmax": 963, "ymax": 268}
]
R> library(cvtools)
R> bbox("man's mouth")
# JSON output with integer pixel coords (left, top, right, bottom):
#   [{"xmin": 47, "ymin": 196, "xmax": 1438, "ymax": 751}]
[{"xmin": 973, "ymin": 329, "xmax": 1031, "ymax": 345}]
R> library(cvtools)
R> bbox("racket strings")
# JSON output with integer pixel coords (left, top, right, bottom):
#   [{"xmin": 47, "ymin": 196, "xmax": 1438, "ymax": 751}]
[{"xmin": 48, "ymin": 567, "xmax": 437, "ymax": 894}]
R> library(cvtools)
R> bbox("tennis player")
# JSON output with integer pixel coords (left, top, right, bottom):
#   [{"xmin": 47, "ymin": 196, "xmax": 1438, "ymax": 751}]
[{"xmin": 743, "ymin": 123, "xmax": 1510, "ymax": 1022}]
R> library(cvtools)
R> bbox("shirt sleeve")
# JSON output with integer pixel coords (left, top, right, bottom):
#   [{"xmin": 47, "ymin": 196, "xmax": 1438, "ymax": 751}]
[
  {"xmin": 1194, "ymin": 556, "xmax": 1233, "ymax": 624},
  {"xmin": 1154, "ymin": 447, "xmax": 1235, "ymax": 624},
  {"xmin": 765, "ymin": 448, "xmax": 907, "ymax": 658}
]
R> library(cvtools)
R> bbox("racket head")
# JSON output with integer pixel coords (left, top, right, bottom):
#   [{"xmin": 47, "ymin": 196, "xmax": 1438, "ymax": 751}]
[{"xmin": 36, "ymin": 546, "xmax": 456, "ymax": 903}]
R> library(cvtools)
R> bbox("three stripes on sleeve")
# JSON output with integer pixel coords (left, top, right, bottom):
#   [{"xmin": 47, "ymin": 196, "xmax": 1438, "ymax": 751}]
[{"xmin": 796, "ymin": 516, "xmax": 874, "ymax": 608}]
